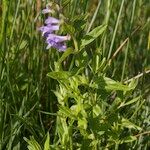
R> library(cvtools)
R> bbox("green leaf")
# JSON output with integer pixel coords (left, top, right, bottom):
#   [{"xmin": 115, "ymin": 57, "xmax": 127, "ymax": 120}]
[
  {"xmin": 121, "ymin": 135, "xmax": 137, "ymax": 143},
  {"xmin": 93, "ymin": 104, "xmax": 102, "ymax": 117},
  {"xmin": 78, "ymin": 118, "xmax": 87, "ymax": 130},
  {"xmin": 80, "ymin": 25, "xmax": 107, "ymax": 49},
  {"xmin": 44, "ymin": 132, "xmax": 50, "ymax": 150},
  {"xmin": 104, "ymin": 77, "xmax": 132, "ymax": 91},
  {"xmin": 47, "ymin": 71, "xmax": 72, "ymax": 80},
  {"xmin": 97, "ymin": 57, "xmax": 107, "ymax": 73},
  {"xmin": 71, "ymin": 75, "xmax": 88, "ymax": 85},
  {"xmin": 59, "ymin": 106, "xmax": 76, "ymax": 119},
  {"xmin": 58, "ymin": 48, "xmax": 74, "ymax": 64},
  {"xmin": 121, "ymin": 118, "xmax": 142, "ymax": 131},
  {"xmin": 128, "ymin": 78, "xmax": 138, "ymax": 90},
  {"xmin": 118, "ymin": 96, "xmax": 140, "ymax": 108},
  {"xmin": 19, "ymin": 40, "xmax": 28, "ymax": 49},
  {"xmin": 24, "ymin": 137, "xmax": 42, "ymax": 150},
  {"xmin": 90, "ymin": 76, "xmax": 132, "ymax": 91}
]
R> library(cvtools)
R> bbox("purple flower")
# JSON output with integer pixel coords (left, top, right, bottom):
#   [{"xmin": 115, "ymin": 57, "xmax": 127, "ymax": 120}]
[
  {"xmin": 47, "ymin": 34, "xmax": 70, "ymax": 43},
  {"xmin": 45, "ymin": 17, "xmax": 60, "ymax": 25},
  {"xmin": 39, "ymin": 7, "xmax": 70, "ymax": 52},
  {"xmin": 46, "ymin": 40, "xmax": 67, "ymax": 51},
  {"xmin": 39, "ymin": 25, "xmax": 59, "ymax": 36},
  {"xmin": 46, "ymin": 34, "xmax": 70, "ymax": 51}
]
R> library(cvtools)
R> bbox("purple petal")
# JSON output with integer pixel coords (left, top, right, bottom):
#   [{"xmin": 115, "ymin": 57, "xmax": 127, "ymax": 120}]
[
  {"xmin": 56, "ymin": 43, "xmax": 67, "ymax": 51},
  {"xmin": 46, "ymin": 38, "xmax": 67, "ymax": 51},
  {"xmin": 45, "ymin": 17, "xmax": 60, "ymax": 25},
  {"xmin": 39, "ymin": 25, "xmax": 59, "ymax": 36},
  {"xmin": 47, "ymin": 34, "xmax": 70, "ymax": 43},
  {"xmin": 46, "ymin": 40, "xmax": 56, "ymax": 49},
  {"xmin": 46, "ymin": 40, "xmax": 67, "ymax": 51}
]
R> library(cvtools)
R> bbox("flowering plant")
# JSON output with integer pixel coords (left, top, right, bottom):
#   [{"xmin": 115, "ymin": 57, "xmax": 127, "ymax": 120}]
[{"xmin": 39, "ymin": 5, "xmax": 70, "ymax": 51}]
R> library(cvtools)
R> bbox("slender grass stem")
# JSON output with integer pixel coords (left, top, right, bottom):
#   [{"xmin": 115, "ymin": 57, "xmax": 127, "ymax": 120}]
[
  {"xmin": 121, "ymin": 40, "xmax": 129, "ymax": 82},
  {"xmin": 107, "ymin": 0, "xmax": 125, "ymax": 60},
  {"xmin": 86, "ymin": 0, "xmax": 101, "ymax": 33},
  {"xmin": 101, "ymin": 0, "xmax": 112, "ymax": 56},
  {"xmin": 124, "ymin": 69, "xmax": 150, "ymax": 84},
  {"xmin": 121, "ymin": 0, "xmax": 137, "ymax": 81}
]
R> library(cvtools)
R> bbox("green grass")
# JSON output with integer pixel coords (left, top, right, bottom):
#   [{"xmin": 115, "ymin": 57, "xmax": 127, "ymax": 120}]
[{"xmin": 0, "ymin": 0, "xmax": 150, "ymax": 149}]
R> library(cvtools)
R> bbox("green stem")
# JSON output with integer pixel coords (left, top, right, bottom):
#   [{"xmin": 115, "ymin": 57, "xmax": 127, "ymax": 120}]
[
  {"xmin": 86, "ymin": 0, "xmax": 102, "ymax": 33},
  {"xmin": 121, "ymin": 41, "xmax": 129, "ymax": 82},
  {"xmin": 102, "ymin": 0, "xmax": 112, "ymax": 56},
  {"xmin": 121, "ymin": 0, "xmax": 137, "ymax": 81},
  {"xmin": 107, "ymin": 0, "xmax": 125, "ymax": 60}
]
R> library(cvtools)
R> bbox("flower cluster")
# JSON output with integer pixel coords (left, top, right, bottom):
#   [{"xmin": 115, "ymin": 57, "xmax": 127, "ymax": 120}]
[{"xmin": 39, "ymin": 6, "xmax": 70, "ymax": 51}]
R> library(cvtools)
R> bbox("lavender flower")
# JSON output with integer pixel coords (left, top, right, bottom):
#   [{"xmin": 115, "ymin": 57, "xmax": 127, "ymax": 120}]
[
  {"xmin": 39, "ymin": 7, "xmax": 70, "ymax": 52},
  {"xmin": 46, "ymin": 40, "xmax": 67, "ymax": 51},
  {"xmin": 46, "ymin": 34, "xmax": 70, "ymax": 51},
  {"xmin": 47, "ymin": 34, "xmax": 70, "ymax": 43},
  {"xmin": 45, "ymin": 17, "xmax": 60, "ymax": 24},
  {"xmin": 39, "ymin": 25, "xmax": 59, "ymax": 36}
]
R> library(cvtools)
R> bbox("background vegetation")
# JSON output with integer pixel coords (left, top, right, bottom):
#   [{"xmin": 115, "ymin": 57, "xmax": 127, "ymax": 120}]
[{"xmin": 0, "ymin": 0, "xmax": 150, "ymax": 149}]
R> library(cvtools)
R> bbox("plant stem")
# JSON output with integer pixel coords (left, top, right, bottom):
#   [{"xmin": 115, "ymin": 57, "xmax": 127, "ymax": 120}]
[
  {"xmin": 86, "ymin": 0, "xmax": 102, "ymax": 33},
  {"xmin": 107, "ymin": 0, "xmax": 125, "ymax": 60}
]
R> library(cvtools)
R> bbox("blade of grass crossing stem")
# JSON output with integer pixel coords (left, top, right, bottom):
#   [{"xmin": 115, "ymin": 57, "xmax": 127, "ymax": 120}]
[{"xmin": 107, "ymin": 0, "xmax": 125, "ymax": 60}]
